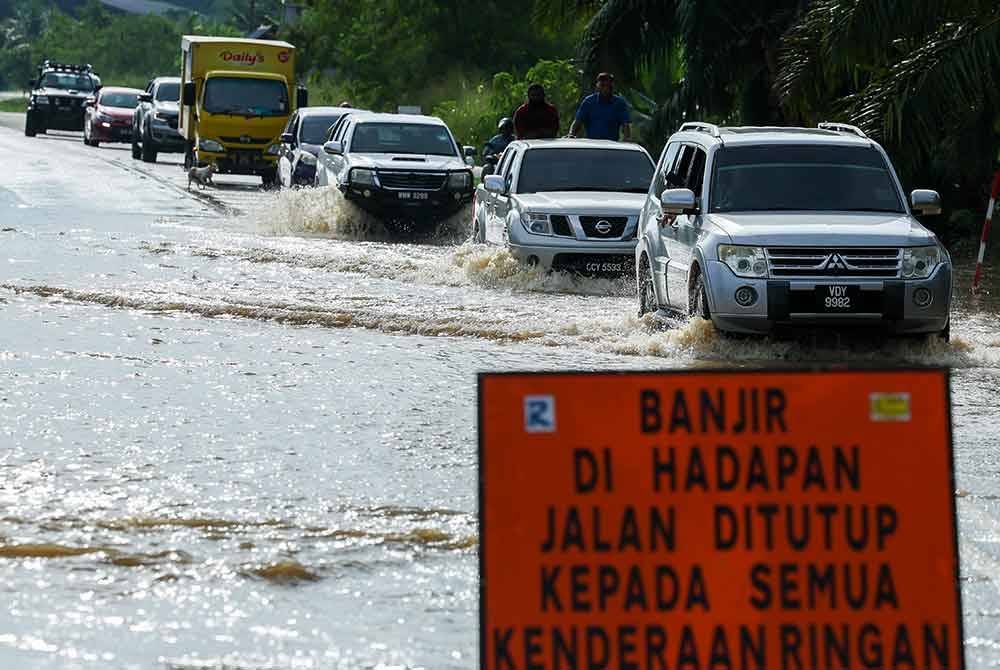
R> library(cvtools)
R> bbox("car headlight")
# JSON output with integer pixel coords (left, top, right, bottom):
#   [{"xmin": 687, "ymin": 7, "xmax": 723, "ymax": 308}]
[
  {"xmin": 520, "ymin": 212, "xmax": 553, "ymax": 236},
  {"xmin": 97, "ymin": 113, "xmax": 113, "ymax": 123},
  {"xmin": 298, "ymin": 152, "xmax": 317, "ymax": 166},
  {"xmin": 447, "ymin": 170, "xmax": 472, "ymax": 190},
  {"xmin": 199, "ymin": 138, "xmax": 225, "ymax": 153},
  {"xmin": 902, "ymin": 246, "xmax": 940, "ymax": 279},
  {"xmin": 349, "ymin": 168, "xmax": 376, "ymax": 186},
  {"xmin": 34, "ymin": 95, "xmax": 49, "ymax": 104},
  {"xmin": 718, "ymin": 244, "xmax": 768, "ymax": 278}
]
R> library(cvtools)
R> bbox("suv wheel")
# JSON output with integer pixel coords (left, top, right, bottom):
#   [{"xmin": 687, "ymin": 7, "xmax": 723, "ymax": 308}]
[
  {"xmin": 637, "ymin": 255, "xmax": 657, "ymax": 317},
  {"xmin": 141, "ymin": 126, "xmax": 157, "ymax": 163},
  {"xmin": 24, "ymin": 114, "xmax": 36, "ymax": 137},
  {"xmin": 690, "ymin": 270, "xmax": 711, "ymax": 320},
  {"xmin": 131, "ymin": 127, "xmax": 142, "ymax": 159}
]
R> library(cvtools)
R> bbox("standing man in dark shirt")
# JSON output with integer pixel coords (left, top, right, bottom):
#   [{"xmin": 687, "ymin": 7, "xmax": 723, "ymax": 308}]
[
  {"xmin": 568, "ymin": 72, "xmax": 631, "ymax": 141},
  {"xmin": 513, "ymin": 83, "xmax": 560, "ymax": 140}
]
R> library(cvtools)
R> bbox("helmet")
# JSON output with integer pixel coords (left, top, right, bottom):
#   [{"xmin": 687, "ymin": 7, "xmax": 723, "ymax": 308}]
[{"xmin": 498, "ymin": 117, "xmax": 513, "ymax": 133}]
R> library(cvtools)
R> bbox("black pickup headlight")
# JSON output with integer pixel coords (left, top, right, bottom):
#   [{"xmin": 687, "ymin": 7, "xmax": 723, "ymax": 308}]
[{"xmin": 447, "ymin": 170, "xmax": 472, "ymax": 190}]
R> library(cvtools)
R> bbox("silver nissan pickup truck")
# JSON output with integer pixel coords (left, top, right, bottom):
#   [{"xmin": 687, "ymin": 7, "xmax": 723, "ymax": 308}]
[{"xmin": 635, "ymin": 122, "xmax": 951, "ymax": 340}]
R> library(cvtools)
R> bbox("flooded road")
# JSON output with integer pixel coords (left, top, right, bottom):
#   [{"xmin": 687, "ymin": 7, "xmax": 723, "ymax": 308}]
[{"xmin": 1, "ymin": 114, "xmax": 1000, "ymax": 668}]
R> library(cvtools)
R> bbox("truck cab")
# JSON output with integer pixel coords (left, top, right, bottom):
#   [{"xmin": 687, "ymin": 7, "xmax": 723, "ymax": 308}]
[{"xmin": 179, "ymin": 36, "xmax": 306, "ymax": 187}]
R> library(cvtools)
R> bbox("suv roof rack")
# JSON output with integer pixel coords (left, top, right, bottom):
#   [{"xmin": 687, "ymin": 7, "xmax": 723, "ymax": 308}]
[
  {"xmin": 817, "ymin": 122, "xmax": 867, "ymax": 138},
  {"xmin": 679, "ymin": 122, "xmax": 720, "ymax": 137},
  {"xmin": 40, "ymin": 60, "xmax": 93, "ymax": 74}
]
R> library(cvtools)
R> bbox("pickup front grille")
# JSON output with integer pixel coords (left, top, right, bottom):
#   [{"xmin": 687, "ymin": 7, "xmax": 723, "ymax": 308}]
[
  {"xmin": 220, "ymin": 136, "xmax": 271, "ymax": 145},
  {"xmin": 580, "ymin": 216, "xmax": 628, "ymax": 238},
  {"xmin": 377, "ymin": 170, "xmax": 447, "ymax": 191},
  {"xmin": 766, "ymin": 247, "xmax": 901, "ymax": 278}
]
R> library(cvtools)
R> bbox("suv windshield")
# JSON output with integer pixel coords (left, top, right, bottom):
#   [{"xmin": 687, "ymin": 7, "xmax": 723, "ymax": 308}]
[
  {"xmin": 517, "ymin": 148, "xmax": 654, "ymax": 193},
  {"xmin": 350, "ymin": 123, "xmax": 456, "ymax": 156},
  {"xmin": 203, "ymin": 77, "xmax": 288, "ymax": 117},
  {"xmin": 300, "ymin": 114, "xmax": 342, "ymax": 145},
  {"xmin": 101, "ymin": 92, "xmax": 139, "ymax": 109},
  {"xmin": 710, "ymin": 144, "xmax": 905, "ymax": 213},
  {"xmin": 41, "ymin": 72, "xmax": 95, "ymax": 91},
  {"xmin": 155, "ymin": 82, "xmax": 179, "ymax": 102}
]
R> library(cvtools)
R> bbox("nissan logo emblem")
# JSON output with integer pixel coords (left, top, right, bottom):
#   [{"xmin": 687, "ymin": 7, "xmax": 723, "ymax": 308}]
[{"xmin": 595, "ymin": 220, "xmax": 613, "ymax": 234}]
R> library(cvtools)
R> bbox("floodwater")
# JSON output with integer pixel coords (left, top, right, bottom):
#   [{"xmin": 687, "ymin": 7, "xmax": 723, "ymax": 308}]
[{"xmin": 1, "ymin": 116, "xmax": 999, "ymax": 668}]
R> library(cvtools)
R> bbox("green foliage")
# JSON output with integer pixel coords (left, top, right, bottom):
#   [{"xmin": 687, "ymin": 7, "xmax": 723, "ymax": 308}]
[{"xmin": 432, "ymin": 59, "xmax": 582, "ymax": 149}]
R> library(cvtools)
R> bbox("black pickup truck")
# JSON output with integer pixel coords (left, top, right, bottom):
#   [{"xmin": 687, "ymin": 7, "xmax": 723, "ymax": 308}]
[{"xmin": 24, "ymin": 61, "xmax": 101, "ymax": 137}]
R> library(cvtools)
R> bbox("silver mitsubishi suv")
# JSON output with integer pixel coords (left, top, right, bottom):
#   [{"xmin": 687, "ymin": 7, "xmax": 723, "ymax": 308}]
[{"xmin": 635, "ymin": 122, "xmax": 951, "ymax": 340}]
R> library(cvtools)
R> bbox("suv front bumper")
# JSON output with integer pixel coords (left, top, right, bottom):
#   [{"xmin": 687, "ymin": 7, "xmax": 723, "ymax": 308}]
[
  {"xmin": 343, "ymin": 184, "xmax": 473, "ymax": 219},
  {"xmin": 702, "ymin": 260, "xmax": 951, "ymax": 335}
]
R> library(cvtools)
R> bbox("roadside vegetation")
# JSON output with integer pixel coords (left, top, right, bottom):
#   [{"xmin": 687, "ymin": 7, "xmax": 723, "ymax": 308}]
[{"xmin": 0, "ymin": 0, "xmax": 997, "ymax": 237}]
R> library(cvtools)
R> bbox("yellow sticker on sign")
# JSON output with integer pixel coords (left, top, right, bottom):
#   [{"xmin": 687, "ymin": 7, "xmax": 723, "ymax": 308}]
[{"xmin": 870, "ymin": 392, "xmax": 912, "ymax": 421}]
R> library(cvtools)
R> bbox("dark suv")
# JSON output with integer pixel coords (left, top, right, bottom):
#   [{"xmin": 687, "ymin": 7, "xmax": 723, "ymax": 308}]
[
  {"xmin": 24, "ymin": 61, "xmax": 101, "ymax": 137},
  {"xmin": 131, "ymin": 76, "xmax": 182, "ymax": 163}
]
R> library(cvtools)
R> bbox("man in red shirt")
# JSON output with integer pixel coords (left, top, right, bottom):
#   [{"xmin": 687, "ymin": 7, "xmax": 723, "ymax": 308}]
[{"xmin": 513, "ymin": 84, "xmax": 559, "ymax": 140}]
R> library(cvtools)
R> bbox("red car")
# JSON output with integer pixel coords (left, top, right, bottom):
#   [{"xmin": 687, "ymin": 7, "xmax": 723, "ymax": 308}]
[{"xmin": 83, "ymin": 86, "xmax": 143, "ymax": 147}]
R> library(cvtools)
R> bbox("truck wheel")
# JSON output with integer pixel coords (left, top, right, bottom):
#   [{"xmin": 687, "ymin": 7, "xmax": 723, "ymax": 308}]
[
  {"xmin": 637, "ymin": 255, "xmax": 657, "ymax": 317},
  {"xmin": 24, "ymin": 114, "xmax": 35, "ymax": 137},
  {"xmin": 690, "ymin": 271, "xmax": 711, "ymax": 320},
  {"xmin": 261, "ymin": 169, "xmax": 278, "ymax": 189},
  {"xmin": 141, "ymin": 127, "xmax": 157, "ymax": 163},
  {"xmin": 131, "ymin": 128, "xmax": 141, "ymax": 159}
]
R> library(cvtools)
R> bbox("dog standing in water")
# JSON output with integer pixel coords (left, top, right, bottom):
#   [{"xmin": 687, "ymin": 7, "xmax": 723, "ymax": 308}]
[{"xmin": 187, "ymin": 163, "xmax": 216, "ymax": 190}]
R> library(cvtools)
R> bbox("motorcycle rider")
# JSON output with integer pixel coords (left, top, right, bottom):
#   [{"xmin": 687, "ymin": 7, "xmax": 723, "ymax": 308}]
[
  {"xmin": 513, "ymin": 84, "xmax": 559, "ymax": 140},
  {"xmin": 481, "ymin": 117, "xmax": 515, "ymax": 175},
  {"xmin": 568, "ymin": 72, "xmax": 631, "ymax": 141}
]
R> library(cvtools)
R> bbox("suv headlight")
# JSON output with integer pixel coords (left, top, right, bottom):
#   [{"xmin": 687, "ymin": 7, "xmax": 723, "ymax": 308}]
[
  {"xmin": 298, "ymin": 152, "xmax": 317, "ymax": 166},
  {"xmin": 448, "ymin": 170, "xmax": 472, "ymax": 190},
  {"xmin": 520, "ymin": 212, "xmax": 553, "ymax": 236},
  {"xmin": 199, "ymin": 138, "xmax": 224, "ymax": 153},
  {"xmin": 349, "ymin": 168, "xmax": 376, "ymax": 186},
  {"xmin": 902, "ymin": 246, "xmax": 940, "ymax": 279},
  {"xmin": 34, "ymin": 95, "xmax": 49, "ymax": 104},
  {"xmin": 718, "ymin": 244, "xmax": 768, "ymax": 278}
]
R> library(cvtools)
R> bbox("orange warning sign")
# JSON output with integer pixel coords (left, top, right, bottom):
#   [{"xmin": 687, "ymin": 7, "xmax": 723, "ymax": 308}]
[{"xmin": 479, "ymin": 369, "xmax": 962, "ymax": 670}]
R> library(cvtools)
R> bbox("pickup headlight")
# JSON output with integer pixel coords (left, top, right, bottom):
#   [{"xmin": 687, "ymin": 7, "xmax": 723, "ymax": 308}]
[
  {"xmin": 447, "ymin": 170, "xmax": 472, "ymax": 190},
  {"xmin": 199, "ymin": 138, "xmax": 224, "ymax": 153},
  {"xmin": 349, "ymin": 168, "xmax": 376, "ymax": 186},
  {"xmin": 298, "ymin": 152, "xmax": 317, "ymax": 166},
  {"xmin": 34, "ymin": 95, "xmax": 49, "ymax": 105},
  {"xmin": 520, "ymin": 212, "xmax": 553, "ymax": 236},
  {"xmin": 718, "ymin": 244, "xmax": 768, "ymax": 278},
  {"xmin": 902, "ymin": 246, "xmax": 940, "ymax": 279}
]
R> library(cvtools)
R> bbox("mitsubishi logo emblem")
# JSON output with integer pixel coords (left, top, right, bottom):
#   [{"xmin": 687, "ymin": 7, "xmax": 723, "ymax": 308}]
[
  {"xmin": 824, "ymin": 253, "xmax": 849, "ymax": 272},
  {"xmin": 595, "ymin": 220, "xmax": 613, "ymax": 234}
]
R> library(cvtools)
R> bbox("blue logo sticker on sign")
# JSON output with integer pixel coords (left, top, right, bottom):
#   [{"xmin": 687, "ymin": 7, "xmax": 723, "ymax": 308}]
[{"xmin": 523, "ymin": 395, "xmax": 555, "ymax": 433}]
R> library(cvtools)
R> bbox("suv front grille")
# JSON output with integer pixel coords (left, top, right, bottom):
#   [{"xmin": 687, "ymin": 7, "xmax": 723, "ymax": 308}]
[
  {"xmin": 766, "ymin": 247, "xmax": 901, "ymax": 278},
  {"xmin": 377, "ymin": 171, "xmax": 447, "ymax": 191},
  {"xmin": 580, "ymin": 216, "xmax": 628, "ymax": 238}
]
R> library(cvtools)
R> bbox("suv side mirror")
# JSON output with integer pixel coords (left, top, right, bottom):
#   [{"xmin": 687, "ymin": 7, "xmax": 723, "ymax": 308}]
[
  {"xmin": 182, "ymin": 82, "xmax": 196, "ymax": 106},
  {"xmin": 296, "ymin": 87, "xmax": 308, "ymax": 109},
  {"xmin": 138, "ymin": 92, "xmax": 152, "ymax": 104},
  {"xmin": 911, "ymin": 189, "xmax": 941, "ymax": 216},
  {"xmin": 463, "ymin": 145, "xmax": 476, "ymax": 157},
  {"xmin": 484, "ymin": 174, "xmax": 505, "ymax": 194},
  {"xmin": 84, "ymin": 98, "xmax": 96, "ymax": 107},
  {"xmin": 661, "ymin": 188, "xmax": 697, "ymax": 214},
  {"xmin": 322, "ymin": 140, "xmax": 343, "ymax": 155},
  {"xmin": 280, "ymin": 132, "xmax": 295, "ymax": 145}
]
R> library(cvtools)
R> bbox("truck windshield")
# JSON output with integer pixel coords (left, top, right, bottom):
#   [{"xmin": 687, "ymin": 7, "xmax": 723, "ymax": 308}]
[
  {"xmin": 155, "ymin": 82, "xmax": 179, "ymax": 102},
  {"xmin": 203, "ymin": 77, "xmax": 288, "ymax": 117},
  {"xmin": 101, "ymin": 92, "xmax": 139, "ymax": 108},
  {"xmin": 300, "ymin": 114, "xmax": 342, "ymax": 144},
  {"xmin": 516, "ymin": 148, "xmax": 654, "ymax": 194},
  {"xmin": 710, "ymin": 145, "xmax": 905, "ymax": 213},
  {"xmin": 350, "ymin": 123, "xmax": 457, "ymax": 156},
  {"xmin": 41, "ymin": 72, "xmax": 95, "ymax": 91}
]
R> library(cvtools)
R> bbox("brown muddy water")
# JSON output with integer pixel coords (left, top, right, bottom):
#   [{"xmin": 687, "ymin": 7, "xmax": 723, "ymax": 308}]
[{"xmin": 1, "ymin": 118, "xmax": 999, "ymax": 668}]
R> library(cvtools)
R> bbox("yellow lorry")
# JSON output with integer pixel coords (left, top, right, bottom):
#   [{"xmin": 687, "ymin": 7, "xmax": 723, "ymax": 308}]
[{"xmin": 179, "ymin": 36, "xmax": 306, "ymax": 186}]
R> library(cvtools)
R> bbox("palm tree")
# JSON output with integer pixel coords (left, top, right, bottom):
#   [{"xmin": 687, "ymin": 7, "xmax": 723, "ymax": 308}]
[
  {"xmin": 535, "ymin": 0, "xmax": 802, "ymax": 149},
  {"xmin": 777, "ymin": 0, "xmax": 1000, "ymax": 199}
]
